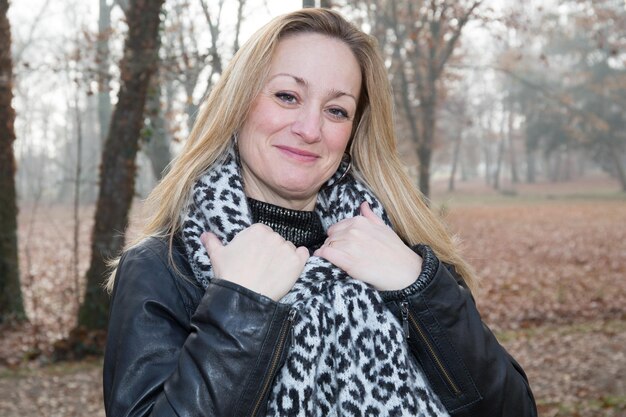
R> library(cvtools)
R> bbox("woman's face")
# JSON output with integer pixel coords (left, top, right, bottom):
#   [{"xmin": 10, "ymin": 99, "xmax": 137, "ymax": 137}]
[{"xmin": 238, "ymin": 33, "xmax": 362, "ymax": 210}]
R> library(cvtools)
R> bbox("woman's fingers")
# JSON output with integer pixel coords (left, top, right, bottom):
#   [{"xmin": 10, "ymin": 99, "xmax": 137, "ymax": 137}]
[
  {"xmin": 203, "ymin": 224, "xmax": 310, "ymax": 301},
  {"xmin": 359, "ymin": 201, "xmax": 385, "ymax": 225},
  {"xmin": 314, "ymin": 239, "xmax": 347, "ymax": 261},
  {"xmin": 315, "ymin": 203, "xmax": 423, "ymax": 291},
  {"xmin": 296, "ymin": 246, "xmax": 310, "ymax": 263},
  {"xmin": 201, "ymin": 231, "xmax": 223, "ymax": 256},
  {"xmin": 326, "ymin": 201, "xmax": 385, "ymax": 237}
]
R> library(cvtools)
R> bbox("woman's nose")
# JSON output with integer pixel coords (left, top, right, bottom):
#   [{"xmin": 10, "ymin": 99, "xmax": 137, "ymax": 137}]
[{"xmin": 291, "ymin": 106, "xmax": 322, "ymax": 143}]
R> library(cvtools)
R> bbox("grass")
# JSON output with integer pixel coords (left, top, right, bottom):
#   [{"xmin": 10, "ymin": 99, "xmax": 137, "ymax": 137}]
[
  {"xmin": 433, "ymin": 189, "xmax": 626, "ymax": 208},
  {"xmin": 494, "ymin": 318, "xmax": 626, "ymax": 344},
  {"xmin": 538, "ymin": 396, "xmax": 626, "ymax": 416},
  {"xmin": 0, "ymin": 357, "xmax": 102, "ymax": 379},
  {"xmin": 431, "ymin": 177, "xmax": 626, "ymax": 208}
]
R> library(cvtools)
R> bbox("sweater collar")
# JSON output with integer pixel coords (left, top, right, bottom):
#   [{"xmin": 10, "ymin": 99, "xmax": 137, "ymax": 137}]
[{"xmin": 247, "ymin": 197, "xmax": 326, "ymax": 249}]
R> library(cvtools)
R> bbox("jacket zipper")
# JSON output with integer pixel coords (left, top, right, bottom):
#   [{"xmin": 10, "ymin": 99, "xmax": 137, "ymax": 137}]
[
  {"xmin": 249, "ymin": 308, "xmax": 297, "ymax": 417},
  {"xmin": 400, "ymin": 301, "xmax": 462, "ymax": 397}
]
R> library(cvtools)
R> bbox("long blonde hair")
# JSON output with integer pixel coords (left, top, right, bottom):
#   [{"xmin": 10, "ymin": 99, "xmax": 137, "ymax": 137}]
[{"xmin": 106, "ymin": 8, "xmax": 476, "ymax": 292}]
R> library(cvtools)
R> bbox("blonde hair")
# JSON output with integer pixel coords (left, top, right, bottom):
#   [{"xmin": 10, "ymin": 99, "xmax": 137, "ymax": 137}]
[{"xmin": 106, "ymin": 8, "xmax": 477, "ymax": 292}]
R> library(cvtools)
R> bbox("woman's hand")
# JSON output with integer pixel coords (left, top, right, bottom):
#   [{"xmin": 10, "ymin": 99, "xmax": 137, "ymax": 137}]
[
  {"xmin": 314, "ymin": 202, "xmax": 422, "ymax": 291},
  {"xmin": 201, "ymin": 224, "xmax": 309, "ymax": 302}
]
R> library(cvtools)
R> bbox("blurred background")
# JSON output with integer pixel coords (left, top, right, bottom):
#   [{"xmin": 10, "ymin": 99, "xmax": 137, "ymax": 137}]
[{"xmin": 0, "ymin": 0, "xmax": 624, "ymax": 416}]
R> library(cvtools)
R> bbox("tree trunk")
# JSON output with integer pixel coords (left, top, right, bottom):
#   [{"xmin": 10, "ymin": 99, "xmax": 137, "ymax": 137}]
[
  {"xmin": 418, "ymin": 144, "xmax": 432, "ymax": 199},
  {"xmin": 563, "ymin": 144, "xmax": 572, "ymax": 181},
  {"xmin": 483, "ymin": 142, "xmax": 492, "ymax": 186},
  {"xmin": 72, "ymin": 90, "xmax": 83, "ymax": 310},
  {"xmin": 448, "ymin": 130, "xmax": 463, "ymax": 192},
  {"xmin": 526, "ymin": 144, "xmax": 536, "ymax": 183},
  {"xmin": 393, "ymin": 51, "xmax": 421, "ymax": 193},
  {"xmin": 145, "ymin": 69, "xmax": 171, "ymax": 180},
  {"xmin": 577, "ymin": 152, "xmax": 586, "ymax": 177},
  {"xmin": 508, "ymin": 106, "xmax": 519, "ymax": 183},
  {"xmin": 416, "ymin": 87, "xmax": 438, "ymax": 199},
  {"xmin": 97, "ymin": 0, "xmax": 112, "ymax": 145},
  {"xmin": 494, "ymin": 103, "xmax": 507, "ymax": 190},
  {"xmin": 550, "ymin": 151, "xmax": 561, "ymax": 182},
  {"xmin": 0, "ymin": 0, "xmax": 26, "ymax": 322},
  {"xmin": 184, "ymin": 81, "xmax": 198, "ymax": 132},
  {"xmin": 608, "ymin": 142, "xmax": 626, "ymax": 192},
  {"xmin": 493, "ymin": 136, "xmax": 505, "ymax": 190},
  {"xmin": 79, "ymin": 0, "xmax": 165, "ymax": 330},
  {"xmin": 460, "ymin": 150, "xmax": 469, "ymax": 181},
  {"xmin": 233, "ymin": 0, "xmax": 245, "ymax": 54}
]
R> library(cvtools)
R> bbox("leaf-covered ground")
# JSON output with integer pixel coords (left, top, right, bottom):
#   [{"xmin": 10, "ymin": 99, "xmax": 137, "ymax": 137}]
[
  {"xmin": 443, "ymin": 202, "xmax": 626, "ymax": 416},
  {"xmin": 1, "ymin": 182, "xmax": 625, "ymax": 416}
]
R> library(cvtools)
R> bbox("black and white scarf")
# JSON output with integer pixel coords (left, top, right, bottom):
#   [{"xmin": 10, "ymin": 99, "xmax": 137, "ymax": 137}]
[{"xmin": 181, "ymin": 147, "xmax": 449, "ymax": 417}]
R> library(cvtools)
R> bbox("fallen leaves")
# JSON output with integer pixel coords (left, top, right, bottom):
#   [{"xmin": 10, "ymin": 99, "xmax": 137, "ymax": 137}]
[
  {"xmin": 445, "ymin": 202, "xmax": 626, "ymax": 332},
  {"xmin": 0, "ymin": 359, "xmax": 104, "ymax": 417}
]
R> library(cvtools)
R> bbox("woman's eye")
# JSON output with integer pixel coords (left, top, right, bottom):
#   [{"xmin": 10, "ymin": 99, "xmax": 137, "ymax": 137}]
[
  {"xmin": 275, "ymin": 92, "xmax": 297, "ymax": 104},
  {"xmin": 328, "ymin": 107, "xmax": 349, "ymax": 120}
]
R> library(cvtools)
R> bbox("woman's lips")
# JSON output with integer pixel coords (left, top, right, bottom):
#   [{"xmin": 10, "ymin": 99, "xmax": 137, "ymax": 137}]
[{"xmin": 275, "ymin": 145, "xmax": 319, "ymax": 162}]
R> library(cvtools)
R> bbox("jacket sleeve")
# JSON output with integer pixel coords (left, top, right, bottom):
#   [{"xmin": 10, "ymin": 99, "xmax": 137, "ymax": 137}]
[
  {"xmin": 103, "ymin": 239, "xmax": 293, "ymax": 417},
  {"xmin": 380, "ymin": 245, "xmax": 537, "ymax": 417}
]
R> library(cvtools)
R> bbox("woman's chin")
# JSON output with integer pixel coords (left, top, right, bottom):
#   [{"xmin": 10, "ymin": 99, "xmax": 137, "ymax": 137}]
[
  {"xmin": 275, "ymin": 180, "xmax": 325, "ymax": 200},
  {"xmin": 274, "ymin": 173, "xmax": 323, "ymax": 191}
]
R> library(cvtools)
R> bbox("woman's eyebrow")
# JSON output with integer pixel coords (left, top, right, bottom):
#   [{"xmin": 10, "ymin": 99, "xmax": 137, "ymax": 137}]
[
  {"xmin": 269, "ymin": 73, "xmax": 357, "ymax": 103},
  {"xmin": 269, "ymin": 72, "xmax": 307, "ymax": 86},
  {"xmin": 328, "ymin": 88, "xmax": 357, "ymax": 103}
]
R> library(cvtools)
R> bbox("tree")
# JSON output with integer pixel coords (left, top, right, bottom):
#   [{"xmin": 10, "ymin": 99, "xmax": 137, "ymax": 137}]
[
  {"xmin": 97, "ymin": 0, "xmax": 114, "ymax": 145},
  {"xmin": 498, "ymin": 0, "xmax": 626, "ymax": 189},
  {"xmin": 442, "ymin": 96, "xmax": 469, "ymax": 192},
  {"xmin": 143, "ymin": 68, "xmax": 171, "ymax": 180},
  {"xmin": 363, "ymin": 0, "xmax": 481, "ymax": 198},
  {"xmin": 0, "ymin": 0, "xmax": 26, "ymax": 322},
  {"xmin": 139, "ymin": 0, "xmax": 248, "ymax": 181},
  {"xmin": 78, "ymin": 0, "xmax": 165, "ymax": 330}
]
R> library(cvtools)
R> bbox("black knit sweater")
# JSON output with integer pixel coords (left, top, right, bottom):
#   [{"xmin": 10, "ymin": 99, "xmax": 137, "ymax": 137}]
[{"xmin": 247, "ymin": 198, "xmax": 327, "ymax": 250}]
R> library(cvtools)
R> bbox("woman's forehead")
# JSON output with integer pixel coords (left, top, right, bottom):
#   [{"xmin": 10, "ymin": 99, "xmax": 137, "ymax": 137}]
[{"xmin": 266, "ymin": 33, "xmax": 362, "ymax": 99}]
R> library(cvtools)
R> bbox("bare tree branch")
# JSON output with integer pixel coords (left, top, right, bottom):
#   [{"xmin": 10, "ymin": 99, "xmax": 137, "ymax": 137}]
[
  {"xmin": 434, "ymin": 0, "xmax": 481, "ymax": 78},
  {"xmin": 13, "ymin": 0, "xmax": 52, "ymax": 66},
  {"xmin": 198, "ymin": 0, "xmax": 224, "ymax": 75},
  {"xmin": 233, "ymin": 0, "xmax": 246, "ymax": 54}
]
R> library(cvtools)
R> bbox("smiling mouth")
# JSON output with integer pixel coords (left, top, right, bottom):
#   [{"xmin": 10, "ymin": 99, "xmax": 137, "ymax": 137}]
[{"xmin": 275, "ymin": 145, "xmax": 320, "ymax": 162}]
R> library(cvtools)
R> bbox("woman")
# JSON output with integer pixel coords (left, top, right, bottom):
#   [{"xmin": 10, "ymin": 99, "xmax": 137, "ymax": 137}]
[{"xmin": 103, "ymin": 8, "xmax": 537, "ymax": 417}]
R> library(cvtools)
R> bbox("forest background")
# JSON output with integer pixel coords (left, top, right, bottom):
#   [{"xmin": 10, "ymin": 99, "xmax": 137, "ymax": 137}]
[{"xmin": 0, "ymin": 0, "xmax": 625, "ymax": 416}]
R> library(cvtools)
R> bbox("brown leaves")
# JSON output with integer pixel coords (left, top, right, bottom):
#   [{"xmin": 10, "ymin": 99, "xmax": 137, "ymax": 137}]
[
  {"xmin": 446, "ymin": 202, "xmax": 626, "ymax": 331},
  {"xmin": 443, "ymin": 199, "xmax": 626, "ymax": 415},
  {"xmin": 0, "ymin": 359, "xmax": 104, "ymax": 417}
]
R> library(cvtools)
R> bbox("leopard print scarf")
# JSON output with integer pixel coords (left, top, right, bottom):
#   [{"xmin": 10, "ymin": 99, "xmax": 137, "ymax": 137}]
[{"xmin": 181, "ymin": 147, "xmax": 449, "ymax": 417}]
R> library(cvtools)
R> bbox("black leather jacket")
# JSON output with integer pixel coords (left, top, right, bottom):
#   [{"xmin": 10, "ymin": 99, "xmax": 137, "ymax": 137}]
[{"xmin": 103, "ymin": 236, "xmax": 537, "ymax": 417}]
